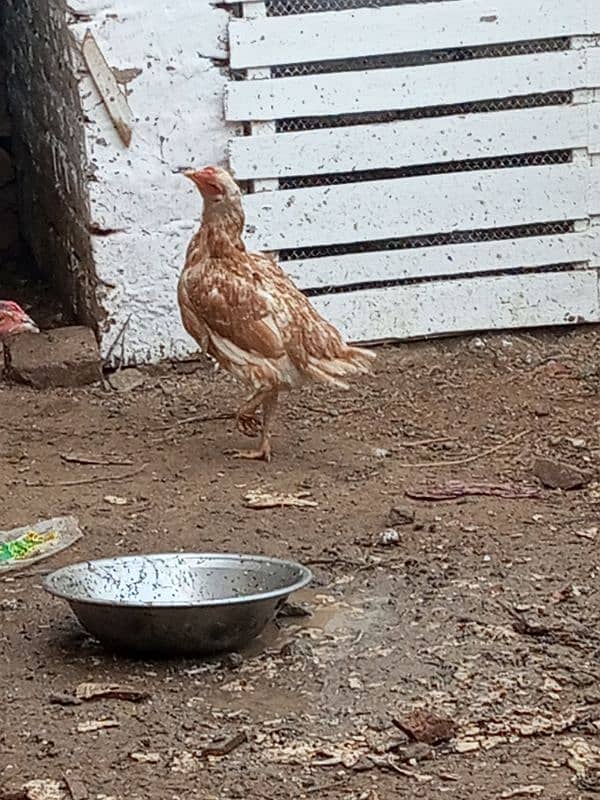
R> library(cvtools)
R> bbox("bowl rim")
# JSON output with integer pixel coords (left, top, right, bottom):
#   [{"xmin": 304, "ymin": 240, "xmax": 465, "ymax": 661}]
[{"xmin": 42, "ymin": 552, "xmax": 313, "ymax": 609}]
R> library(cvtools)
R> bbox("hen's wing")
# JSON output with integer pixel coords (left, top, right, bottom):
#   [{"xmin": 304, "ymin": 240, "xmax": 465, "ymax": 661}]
[
  {"xmin": 180, "ymin": 252, "xmax": 374, "ymax": 389},
  {"xmin": 180, "ymin": 258, "xmax": 286, "ymax": 363}
]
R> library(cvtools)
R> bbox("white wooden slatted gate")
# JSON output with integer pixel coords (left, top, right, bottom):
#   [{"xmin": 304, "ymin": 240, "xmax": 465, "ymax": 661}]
[{"xmin": 225, "ymin": 0, "xmax": 600, "ymax": 343}]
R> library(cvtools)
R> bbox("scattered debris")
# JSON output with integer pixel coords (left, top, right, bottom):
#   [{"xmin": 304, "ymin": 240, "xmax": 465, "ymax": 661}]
[
  {"xmin": 406, "ymin": 479, "xmax": 541, "ymax": 501},
  {"xmin": 129, "ymin": 752, "xmax": 161, "ymax": 764},
  {"xmin": 500, "ymin": 786, "xmax": 545, "ymax": 798},
  {"xmin": 398, "ymin": 435, "xmax": 457, "ymax": 448},
  {"xmin": 375, "ymin": 528, "xmax": 401, "ymax": 547},
  {"xmin": 372, "ymin": 447, "xmax": 391, "ymax": 458},
  {"xmin": 27, "ymin": 464, "xmax": 147, "ymax": 488},
  {"xmin": 76, "ymin": 719, "xmax": 120, "ymax": 733},
  {"xmin": 243, "ymin": 489, "xmax": 317, "ymax": 509},
  {"xmin": 395, "ymin": 430, "xmax": 529, "ymax": 469},
  {"xmin": 49, "ymin": 693, "xmax": 82, "ymax": 707},
  {"xmin": 22, "ymin": 781, "xmax": 67, "ymax": 800},
  {"xmin": 60, "ymin": 453, "xmax": 134, "ymax": 467},
  {"xmin": 75, "ymin": 683, "xmax": 150, "ymax": 703},
  {"xmin": 393, "ymin": 708, "xmax": 457, "ymax": 745},
  {"xmin": 566, "ymin": 739, "xmax": 600, "ymax": 789},
  {"xmin": 389, "ymin": 742, "xmax": 432, "ymax": 763},
  {"xmin": 62, "ymin": 775, "xmax": 87, "ymax": 800},
  {"xmin": 198, "ymin": 731, "xmax": 248, "ymax": 759},
  {"xmin": 386, "ymin": 504, "xmax": 415, "ymax": 526},
  {"xmin": 533, "ymin": 457, "xmax": 592, "ymax": 490},
  {"xmin": 0, "ymin": 517, "xmax": 82, "ymax": 575},
  {"xmin": 503, "ymin": 604, "xmax": 599, "ymax": 649},
  {"xmin": 103, "ymin": 495, "xmax": 128, "ymax": 506},
  {"xmin": 574, "ymin": 526, "xmax": 597, "ymax": 541},
  {"xmin": 455, "ymin": 739, "xmax": 480, "ymax": 753}
]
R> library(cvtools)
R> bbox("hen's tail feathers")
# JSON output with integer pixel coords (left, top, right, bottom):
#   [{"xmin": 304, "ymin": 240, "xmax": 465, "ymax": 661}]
[{"xmin": 305, "ymin": 345, "xmax": 376, "ymax": 389}]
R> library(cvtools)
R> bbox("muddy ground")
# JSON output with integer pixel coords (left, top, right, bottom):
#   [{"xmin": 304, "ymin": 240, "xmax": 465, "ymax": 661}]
[{"xmin": 1, "ymin": 328, "xmax": 600, "ymax": 800}]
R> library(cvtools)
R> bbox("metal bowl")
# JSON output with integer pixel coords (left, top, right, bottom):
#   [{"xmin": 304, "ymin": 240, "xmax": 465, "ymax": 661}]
[{"xmin": 43, "ymin": 553, "xmax": 312, "ymax": 656}]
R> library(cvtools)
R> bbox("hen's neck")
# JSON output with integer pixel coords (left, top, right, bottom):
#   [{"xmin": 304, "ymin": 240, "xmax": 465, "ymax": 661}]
[{"xmin": 198, "ymin": 200, "xmax": 246, "ymax": 257}]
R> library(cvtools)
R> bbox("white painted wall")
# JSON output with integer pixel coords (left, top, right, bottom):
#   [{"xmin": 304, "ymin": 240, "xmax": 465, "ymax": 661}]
[
  {"xmin": 68, "ymin": 0, "xmax": 236, "ymax": 363},
  {"xmin": 57, "ymin": 0, "xmax": 600, "ymax": 361}
]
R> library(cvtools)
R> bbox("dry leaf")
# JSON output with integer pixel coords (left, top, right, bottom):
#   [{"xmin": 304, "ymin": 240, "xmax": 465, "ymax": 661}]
[
  {"xmin": 243, "ymin": 489, "xmax": 317, "ymax": 509},
  {"xmin": 129, "ymin": 752, "xmax": 161, "ymax": 764},
  {"xmin": 75, "ymin": 682, "xmax": 150, "ymax": 702},
  {"xmin": 394, "ymin": 708, "xmax": 457, "ymax": 745},
  {"xmin": 77, "ymin": 719, "xmax": 120, "ymax": 733},
  {"xmin": 23, "ymin": 781, "xmax": 68, "ymax": 800}
]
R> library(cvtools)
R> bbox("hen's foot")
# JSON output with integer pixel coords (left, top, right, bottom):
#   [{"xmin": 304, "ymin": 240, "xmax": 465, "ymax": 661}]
[
  {"xmin": 230, "ymin": 442, "xmax": 272, "ymax": 463},
  {"xmin": 235, "ymin": 412, "xmax": 261, "ymax": 438}
]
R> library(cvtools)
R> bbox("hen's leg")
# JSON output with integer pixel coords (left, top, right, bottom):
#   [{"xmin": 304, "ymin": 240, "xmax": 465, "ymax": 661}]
[
  {"xmin": 235, "ymin": 390, "xmax": 266, "ymax": 437},
  {"xmin": 233, "ymin": 389, "xmax": 279, "ymax": 462}
]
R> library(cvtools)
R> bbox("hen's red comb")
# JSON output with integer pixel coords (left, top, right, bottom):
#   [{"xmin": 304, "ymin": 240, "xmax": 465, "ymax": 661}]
[{"xmin": 0, "ymin": 300, "xmax": 25, "ymax": 313}]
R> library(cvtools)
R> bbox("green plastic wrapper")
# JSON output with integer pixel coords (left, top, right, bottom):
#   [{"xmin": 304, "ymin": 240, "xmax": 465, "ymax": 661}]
[{"xmin": 0, "ymin": 516, "xmax": 82, "ymax": 573}]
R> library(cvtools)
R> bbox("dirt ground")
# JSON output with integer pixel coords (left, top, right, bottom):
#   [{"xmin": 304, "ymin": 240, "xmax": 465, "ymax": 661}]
[{"xmin": 2, "ymin": 327, "xmax": 600, "ymax": 800}]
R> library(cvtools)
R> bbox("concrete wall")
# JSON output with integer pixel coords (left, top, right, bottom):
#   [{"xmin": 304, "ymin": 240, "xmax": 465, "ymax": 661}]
[
  {"xmin": 69, "ymin": 0, "xmax": 236, "ymax": 364},
  {"xmin": 0, "ymin": 64, "xmax": 19, "ymax": 262},
  {"xmin": 1, "ymin": 0, "xmax": 100, "ymax": 330},
  {"xmin": 2, "ymin": 0, "xmax": 235, "ymax": 364}
]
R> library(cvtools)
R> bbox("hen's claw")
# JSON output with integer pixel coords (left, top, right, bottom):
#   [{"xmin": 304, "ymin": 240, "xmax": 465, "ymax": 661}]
[
  {"xmin": 235, "ymin": 413, "xmax": 261, "ymax": 437},
  {"xmin": 230, "ymin": 444, "xmax": 272, "ymax": 463}
]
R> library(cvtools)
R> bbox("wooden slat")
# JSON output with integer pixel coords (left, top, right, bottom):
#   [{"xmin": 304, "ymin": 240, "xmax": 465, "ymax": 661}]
[
  {"xmin": 226, "ymin": 49, "xmax": 600, "ymax": 122},
  {"xmin": 309, "ymin": 270, "xmax": 599, "ymax": 343},
  {"xmin": 229, "ymin": 0, "xmax": 600, "ymax": 69},
  {"xmin": 242, "ymin": 165, "xmax": 595, "ymax": 251},
  {"xmin": 229, "ymin": 104, "xmax": 597, "ymax": 180},
  {"xmin": 285, "ymin": 231, "xmax": 600, "ymax": 290}
]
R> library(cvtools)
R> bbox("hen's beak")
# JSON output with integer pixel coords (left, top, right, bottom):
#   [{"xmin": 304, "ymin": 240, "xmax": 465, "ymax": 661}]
[
  {"xmin": 183, "ymin": 168, "xmax": 211, "ymax": 188},
  {"xmin": 16, "ymin": 315, "xmax": 40, "ymax": 334},
  {"xmin": 183, "ymin": 167, "xmax": 221, "ymax": 197}
]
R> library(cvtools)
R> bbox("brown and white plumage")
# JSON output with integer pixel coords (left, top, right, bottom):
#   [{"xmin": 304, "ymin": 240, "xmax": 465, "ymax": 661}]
[{"xmin": 178, "ymin": 165, "xmax": 375, "ymax": 461}]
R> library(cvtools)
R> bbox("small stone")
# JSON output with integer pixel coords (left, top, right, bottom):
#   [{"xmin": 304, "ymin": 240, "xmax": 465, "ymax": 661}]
[
  {"xmin": 280, "ymin": 639, "xmax": 313, "ymax": 659},
  {"xmin": 377, "ymin": 528, "xmax": 401, "ymax": 546},
  {"xmin": 4, "ymin": 326, "xmax": 102, "ymax": 389},
  {"xmin": 372, "ymin": 447, "xmax": 391, "ymax": 459},
  {"xmin": 386, "ymin": 504, "xmax": 415, "ymax": 527},
  {"xmin": 532, "ymin": 403, "xmax": 550, "ymax": 418},
  {"xmin": 277, "ymin": 600, "xmax": 311, "ymax": 618},
  {"xmin": 108, "ymin": 368, "xmax": 145, "ymax": 392},
  {"xmin": 533, "ymin": 456, "xmax": 592, "ymax": 490},
  {"xmin": 223, "ymin": 652, "xmax": 243, "ymax": 670}
]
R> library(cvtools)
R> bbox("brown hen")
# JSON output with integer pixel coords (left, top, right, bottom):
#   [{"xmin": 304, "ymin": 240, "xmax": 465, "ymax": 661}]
[{"xmin": 178, "ymin": 166, "xmax": 375, "ymax": 462}]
